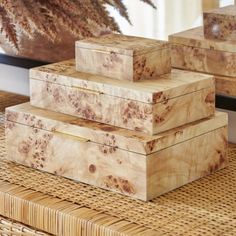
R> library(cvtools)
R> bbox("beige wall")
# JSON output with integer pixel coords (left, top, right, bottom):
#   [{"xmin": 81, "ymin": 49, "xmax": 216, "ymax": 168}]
[
  {"xmin": 108, "ymin": 0, "xmax": 234, "ymax": 39},
  {"xmin": 108, "ymin": 0, "xmax": 202, "ymax": 40}
]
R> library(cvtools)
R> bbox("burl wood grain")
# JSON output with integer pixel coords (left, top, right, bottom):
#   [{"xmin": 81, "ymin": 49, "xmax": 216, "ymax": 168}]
[
  {"xmin": 30, "ymin": 78, "xmax": 215, "ymax": 135},
  {"xmin": 30, "ymin": 60, "xmax": 215, "ymax": 135},
  {"xmin": 170, "ymin": 27, "xmax": 236, "ymax": 77},
  {"xmin": 30, "ymin": 60, "xmax": 214, "ymax": 104},
  {"xmin": 77, "ymin": 34, "xmax": 168, "ymax": 52},
  {"xmin": 5, "ymin": 121, "xmax": 147, "ymax": 200},
  {"xmin": 215, "ymin": 75, "xmax": 236, "ymax": 96},
  {"xmin": 5, "ymin": 116, "xmax": 228, "ymax": 201},
  {"xmin": 76, "ymin": 34, "xmax": 171, "ymax": 81},
  {"xmin": 169, "ymin": 27, "xmax": 236, "ymax": 53},
  {"xmin": 152, "ymin": 87, "xmax": 215, "ymax": 134},
  {"xmin": 204, "ymin": 5, "xmax": 236, "ymax": 40},
  {"xmin": 147, "ymin": 126, "xmax": 228, "ymax": 200},
  {"xmin": 6, "ymin": 103, "xmax": 228, "ymax": 155}
]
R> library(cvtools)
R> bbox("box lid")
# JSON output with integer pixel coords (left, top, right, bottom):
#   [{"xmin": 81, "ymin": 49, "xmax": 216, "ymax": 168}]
[
  {"xmin": 76, "ymin": 34, "xmax": 169, "ymax": 56},
  {"xmin": 204, "ymin": 5, "xmax": 236, "ymax": 16},
  {"xmin": 6, "ymin": 103, "xmax": 228, "ymax": 155},
  {"xmin": 169, "ymin": 26, "xmax": 236, "ymax": 53},
  {"xmin": 30, "ymin": 60, "xmax": 214, "ymax": 104}
]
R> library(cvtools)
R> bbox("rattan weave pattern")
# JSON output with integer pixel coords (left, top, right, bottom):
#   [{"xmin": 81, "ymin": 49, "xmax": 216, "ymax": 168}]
[
  {"xmin": 0, "ymin": 215, "xmax": 50, "ymax": 236},
  {"xmin": 0, "ymin": 93, "xmax": 236, "ymax": 235},
  {"xmin": 0, "ymin": 93, "xmax": 49, "ymax": 236}
]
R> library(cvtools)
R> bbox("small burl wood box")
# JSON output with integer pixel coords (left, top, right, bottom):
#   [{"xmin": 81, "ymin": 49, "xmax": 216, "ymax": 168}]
[
  {"xmin": 30, "ymin": 60, "xmax": 215, "ymax": 135},
  {"xmin": 204, "ymin": 5, "xmax": 236, "ymax": 40},
  {"xmin": 5, "ymin": 103, "xmax": 228, "ymax": 201},
  {"xmin": 169, "ymin": 27, "xmax": 236, "ymax": 77},
  {"xmin": 75, "ymin": 34, "xmax": 171, "ymax": 81}
]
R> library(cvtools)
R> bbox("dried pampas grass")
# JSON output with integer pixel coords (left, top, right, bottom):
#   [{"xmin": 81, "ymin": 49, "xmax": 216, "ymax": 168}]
[{"xmin": 0, "ymin": 0, "xmax": 155, "ymax": 51}]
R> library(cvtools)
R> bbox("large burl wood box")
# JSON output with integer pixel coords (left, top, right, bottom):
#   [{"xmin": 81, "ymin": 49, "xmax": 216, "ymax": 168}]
[
  {"xmin": 204, "ymin": 5, "xmax": 236, "ymax": 40},
  {"xmin": 169, "ymin": 27, "xmax": 236, "ymax": 77},
  {"xmin": 75, "ymin": 34, "xmax": 171, "ymax": 81},
  {"xmin": 5, "ymin": 103, "xmax": 228, "ymax": 201},
  {"xmin": 29, "ymin": 60, "xmax": 215, "ymax": 135}
]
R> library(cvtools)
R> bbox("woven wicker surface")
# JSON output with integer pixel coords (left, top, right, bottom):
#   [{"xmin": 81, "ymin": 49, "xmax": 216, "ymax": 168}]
[
  {"xmin": 0, "ymin": 215, "xmax": 50, "ymax": 236},
  {"xmin": 0, "ymin": 92, "xmax": 48, "ymax": 236},
  {"xmin": 0, "ymin": 92, "xmax": 236, "ymax": 235}
]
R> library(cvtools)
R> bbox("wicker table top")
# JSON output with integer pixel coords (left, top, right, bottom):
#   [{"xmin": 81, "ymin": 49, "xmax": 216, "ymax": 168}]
[
  {"xmin": 0, "ymin": 92, "xmax": 236, "ymax": 236},
  {"xmin": 0, "ymin": 91, "xmax": 49, "ymax": 235}
]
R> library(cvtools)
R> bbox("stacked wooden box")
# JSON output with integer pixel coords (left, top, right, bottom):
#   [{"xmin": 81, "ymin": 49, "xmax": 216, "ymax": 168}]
[
  {"xmin": 170, "ymin": 5, "xmax": 236, "ymax": 97},
  {"xmin": 5, "ymin": 34, "xmax": 228, "ymax": 201}
]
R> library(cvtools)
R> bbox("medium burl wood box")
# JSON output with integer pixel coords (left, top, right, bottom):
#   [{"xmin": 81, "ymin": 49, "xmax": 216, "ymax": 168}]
[
  {"xmin": 169, "ymin": 27, "xmax": 236, "ymax": 77},
  {"xmin": 5, "ymin": 103, "xmax": 228, "ymax": 201},
  {"xmin": 29, "ymin": 60, "xmax": 215, "ymax": 135},
  {"xmin": 75, "ymin": 34, "xmax": 171, "ymax": 81},
  {"xmin": 204, "ymin": 5, "xmax": 236, "ymax": 40}
]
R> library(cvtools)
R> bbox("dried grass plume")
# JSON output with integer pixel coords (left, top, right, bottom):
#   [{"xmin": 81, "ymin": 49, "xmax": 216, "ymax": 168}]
[{"xmin": 0, "ymin": 0, "xmax": 155, "ymax": 51}]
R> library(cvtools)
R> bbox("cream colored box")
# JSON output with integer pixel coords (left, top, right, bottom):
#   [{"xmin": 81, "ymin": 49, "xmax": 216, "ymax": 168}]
[
  {"xmin": 75, "ymin": 34, "xmax": 171, "ymax": 81},
  {"xmin": 5, "ymin": 103, "xmax": 228, "ymax": 201},
  {"xmin": 29, "ymin": 60, "xmax": 215, "ymax": 135},
  {"xmin": 170, "ymin": 27, "xmax": 236, "ymax": 78}
]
